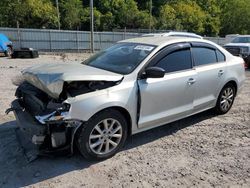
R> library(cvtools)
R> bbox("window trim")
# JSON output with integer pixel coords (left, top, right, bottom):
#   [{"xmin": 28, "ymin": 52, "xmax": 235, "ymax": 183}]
[
  {"xmin": 191, "ymin": 42, "xmax": 226, "ymax": 67},
  {"xmin": 191, "ymin": 46, "xmax": 218, "ymax": 67},
  {"xmin": 138, "ymin": 42, "xmax": 193, "ymax": 78},
  {"xmin": 215, "ymin": 49, "xmax": 226, "ymax": 62},
  {"xmin": 154, "ymin": 48, "xmax": 193, "ymax": 74}
]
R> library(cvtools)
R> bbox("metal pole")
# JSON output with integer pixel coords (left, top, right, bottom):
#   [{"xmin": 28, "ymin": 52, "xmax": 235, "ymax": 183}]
[
  {"xmin": 49, "ymin": 30, "xmax": 52, "ymax": 52},
  {"xmin": 17, "ymin": 21, "xmax": 21, "ymax": 48},
  {"xmin": 76, "ymin": 31, "xmax": 79, "ymax": 53},
  {"xmin": 149, "ymin": 0, "xmax": 152, "ymax": 32},
  {"xmin": 90, "ymin": 0, "xmax": 94, "ymax": 53},
  {"xmin": 56, "ymin": 0, "xmax": 61, "ymax": 30}
]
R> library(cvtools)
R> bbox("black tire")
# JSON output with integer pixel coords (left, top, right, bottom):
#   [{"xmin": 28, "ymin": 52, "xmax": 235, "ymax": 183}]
[
  {"xmin": 246, "ymin": 58, "xmax": 250, "ymax": 69},
  {"xmin": 77, "ymin": 109, "xmax": 128, "ymax": 160},
  {"xmin": 215, "ymin": 83, "xmax": 236, "ymax": 115},
  {"xmin": 4, "ymin": 47, "xmax": 12, "ymax": 57}
]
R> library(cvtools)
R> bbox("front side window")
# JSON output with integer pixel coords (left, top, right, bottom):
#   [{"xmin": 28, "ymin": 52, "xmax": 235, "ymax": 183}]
[
  {"xmin": 83, "ymin": 42, "xmax": 155, "ymax": 74},
  {"xmin": 156, "ymin": 49, "xmax": 192, "ymax": 73},
  {"xmin": 192, "ymin": 47, "xmax": 217, "ymax": 66}
]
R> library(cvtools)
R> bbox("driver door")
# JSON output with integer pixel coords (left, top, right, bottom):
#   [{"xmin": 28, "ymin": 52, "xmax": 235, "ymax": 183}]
[{"xmin": 138, "ymin": 43, "xmax": 197, "ymax": 129}]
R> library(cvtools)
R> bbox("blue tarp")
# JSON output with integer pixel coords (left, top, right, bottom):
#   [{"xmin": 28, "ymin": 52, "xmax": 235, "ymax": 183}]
[{"xmin": 0, "ymin": 33, "xmax": 12, "ymax": 52}]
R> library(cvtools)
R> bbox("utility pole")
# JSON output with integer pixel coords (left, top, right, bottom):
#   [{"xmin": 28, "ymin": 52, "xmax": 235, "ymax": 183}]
[
  {"xmin": 149, "ymin": 0, "xmax": 152, "ymax": 32},
  {"xmin": 90, "ymin": 0, "xmax": 94, "ymax": 53},
  {"xmin": 56, "ymin": 0, "xmax": 61, "ymax": 30}
]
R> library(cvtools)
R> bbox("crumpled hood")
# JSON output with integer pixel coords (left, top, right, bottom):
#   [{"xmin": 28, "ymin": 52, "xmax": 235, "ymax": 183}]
[{"xmin": 22, "ymin": 63, "xmax": 123, "ymax": 99}]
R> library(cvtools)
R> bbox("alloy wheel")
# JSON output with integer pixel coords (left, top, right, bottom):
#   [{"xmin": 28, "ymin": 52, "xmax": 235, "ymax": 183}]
[
  {"xmin": 220, "ymin": 87, "xmax": 234, "ymax": 112},
  {"xmin": 89, "ymin": 118, "xmax": 123, "ymax": 155}
]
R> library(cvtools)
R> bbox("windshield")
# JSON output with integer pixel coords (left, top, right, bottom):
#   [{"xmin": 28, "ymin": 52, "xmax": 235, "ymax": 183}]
[
  {"xmin": 231, "ymin": 37, "xmax": 250, "ymax": 43},
  {"xmin": 83, "ymin": 43, "xmax": 155, "ymax": 74}
]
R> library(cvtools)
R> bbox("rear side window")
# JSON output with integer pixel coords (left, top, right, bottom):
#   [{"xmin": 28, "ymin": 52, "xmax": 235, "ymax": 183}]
[
  {"xmin": 192, "ymin": 47, "xmax": 217, "ymax": 66},
  {"xmin": 156, "ymin": 49, "xmax": 192, "ymax": 73},
  {"xmin": 216, "ymin": 50, "xmax": 226, "ymax": 62}
]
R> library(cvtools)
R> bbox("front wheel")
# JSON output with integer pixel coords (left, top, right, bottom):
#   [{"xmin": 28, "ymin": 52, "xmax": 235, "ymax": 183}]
[
  {"xmin": 77, "ymin": 109, "xmax": 128, "ymax": 160},
  {"xmin": 215, "ymin": 83, "xmax": 236, "ymax": 114},
  {"xmin": 4, "ymin": 47, "xmax": 13, "ymax": 57}
]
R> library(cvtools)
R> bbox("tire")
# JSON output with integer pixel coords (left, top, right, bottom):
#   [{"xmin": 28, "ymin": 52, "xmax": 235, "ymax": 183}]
[
  {"xmin": 4, "ymin": 47, "xmax": 12, "ymax": 57},
  {"xmin": 77, "ymin": 109, "xmax": 128, "ymax": 160},
  {"xmin": 215, "ymin": 83, "xmax": 236, "ymax": 115}
]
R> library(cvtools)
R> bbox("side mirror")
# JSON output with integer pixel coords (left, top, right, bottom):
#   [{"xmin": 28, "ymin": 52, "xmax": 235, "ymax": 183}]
[{"xmin": 144, "ymin": 67, "xmax": 165, "ymax": 78}]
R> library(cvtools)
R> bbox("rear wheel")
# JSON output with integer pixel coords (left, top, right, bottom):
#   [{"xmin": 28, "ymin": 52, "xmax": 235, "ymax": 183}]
[
  {"xmin": 215, "ymin": 83, "xmax": 236, "ymax": 114},
  {"xmin": 77, "ymin": 109, "xmax": 128, "ymax": 160}
]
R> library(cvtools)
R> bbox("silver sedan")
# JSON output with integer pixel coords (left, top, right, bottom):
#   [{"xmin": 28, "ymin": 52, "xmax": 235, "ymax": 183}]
[{"xmin": 9, "ymin": 36, "xmax": 245, "ymax": 160}]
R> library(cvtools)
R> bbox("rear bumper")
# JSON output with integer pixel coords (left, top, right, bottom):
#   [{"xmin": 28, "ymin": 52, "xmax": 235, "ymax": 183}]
[{"xmin": 243, "ymin": 56, "xmax": 250, "ymax": 68}]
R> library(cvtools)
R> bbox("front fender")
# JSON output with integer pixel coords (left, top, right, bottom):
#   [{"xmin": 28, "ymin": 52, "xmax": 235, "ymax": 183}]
[{"xmin": 65, "ymin": 82, "xmax": 137, "ymax": 123}]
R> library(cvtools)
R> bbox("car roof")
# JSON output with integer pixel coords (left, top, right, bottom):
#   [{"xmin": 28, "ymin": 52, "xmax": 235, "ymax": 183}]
[
  {"xmin": 234, "ymin": 35, "xmax": 250, "ymax": 38},
  {"xmin": 142, "ymin": 32, "xmax": 203, "ymax": 39},
  {"xmin": 120, "ymin": 36, "xmax": 207, "ymax": 47}
]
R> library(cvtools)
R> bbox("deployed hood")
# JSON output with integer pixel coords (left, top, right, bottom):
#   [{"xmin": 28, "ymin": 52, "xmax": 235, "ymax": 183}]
[
  {"xmin": 22, "ymin": 63, "xmax": 123, "ymax": 99},
  {"xmin": 224, "ymin": 43, "xmax": 250, "ymax": 47}
]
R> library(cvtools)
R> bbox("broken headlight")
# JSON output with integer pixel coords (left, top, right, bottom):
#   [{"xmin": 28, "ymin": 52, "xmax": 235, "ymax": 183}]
[{"xmin": 35, "ymin": 103, "xmax": 71, "ymax": 124}]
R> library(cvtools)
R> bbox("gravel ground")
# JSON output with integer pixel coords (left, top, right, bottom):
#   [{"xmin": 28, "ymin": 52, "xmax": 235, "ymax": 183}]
[{"xmin": 0, "ymin": 55, "xmax": 249, "ymax": 188}]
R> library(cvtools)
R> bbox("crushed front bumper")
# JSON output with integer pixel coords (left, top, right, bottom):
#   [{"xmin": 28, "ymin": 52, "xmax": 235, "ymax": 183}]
[
  {"xmin": 8, "ymin": 99, "xmax": 83, "ymax": 161},
  {"xmin": 11, "ymin": 99, "xmax": 46, "ymax": 137},
  {"xmin": 10, "ymin": 99, "xmax": 47, "ymax": 161}
]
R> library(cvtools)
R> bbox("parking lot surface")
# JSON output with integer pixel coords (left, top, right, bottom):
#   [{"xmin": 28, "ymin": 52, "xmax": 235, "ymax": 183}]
[{"xmin": 0, "ymin": 55, "xmax": 249, "ymax": 187}]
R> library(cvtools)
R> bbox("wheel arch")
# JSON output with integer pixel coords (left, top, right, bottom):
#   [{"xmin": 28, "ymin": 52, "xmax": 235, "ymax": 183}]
[
  {"xmin": 224, "ymin": 80, "xmax": 238, "ymax": 95},
  {"xmin": 93, "ymin": 106, "xmax": 133, "ymax": 136},
  {"xmin": 71, "ymin": 106, "xmax": 133, "ymax": 154}
]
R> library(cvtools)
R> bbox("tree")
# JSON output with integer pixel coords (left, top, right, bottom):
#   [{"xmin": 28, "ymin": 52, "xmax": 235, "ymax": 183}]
[
  {"xmin": 24, "ymin": 0, "xmax": 58, "ymax": 28},
  {"xmin": 0, "ymin": 0, "xmax": 58, "ymax": 29},
  {"xmin": 158, "ymin": 1, "xmax": 206, "ymax": 34},
  {"xmin": 60, "ymin": 0, "xmax": 83, "ymax": 30},
  {"xmin": 193, "ymin": 0, "xmax": 221, "ymax": 36},
  {"xmin": 220, "ymin": 0, "xmax": 250, "ymax": 35},
  {"xmin": 81, "ymin": 7, "xmax": 103, "ymax": 31}
]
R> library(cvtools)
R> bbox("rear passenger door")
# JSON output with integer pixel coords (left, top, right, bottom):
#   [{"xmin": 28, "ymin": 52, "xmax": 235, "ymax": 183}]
[{"xmin": 191, "ymin": 42, "xmax": 227, "ymax": 112}]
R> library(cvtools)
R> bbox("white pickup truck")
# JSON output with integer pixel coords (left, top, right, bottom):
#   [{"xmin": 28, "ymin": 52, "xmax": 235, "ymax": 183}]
[{"xmin": 224, "ymin": 35, "xmax": 250, "ymax": 68}]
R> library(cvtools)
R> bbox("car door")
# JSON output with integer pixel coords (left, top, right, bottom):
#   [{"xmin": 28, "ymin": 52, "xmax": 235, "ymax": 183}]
[
  {"xmin": 137, "ymin": 43, "xmax": 197, "ymax": 129},
  {"xmin": 191, "ymin": 42, "xmax": 227, "ymax": 112}
]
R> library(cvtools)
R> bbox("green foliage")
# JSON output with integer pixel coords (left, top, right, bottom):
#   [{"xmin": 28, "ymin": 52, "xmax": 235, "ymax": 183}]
[
  {"xmin": 158, "ymin": 1, "xmax": 206, "ymax": 34},
  {"xmin": 220, "ymin": 0, "xmax": 250, "ymax": 35},
  {"xmin": 81, "ymin": 7, "xmax": 103, "ymax": 31},
  {"xmin": 60, "ymin": 0, "xmax": 83, "ymax": 30},
  {"xmin": 0, "ymin": 0, "xmax": 249, "ymax": 36},
  {"xmin": 0, "ymin": 0, "xmax": 58, "ymax": 28},
  {"xmin": 193, "ymin": 0, "xmax": 221, "ymax": 36}
]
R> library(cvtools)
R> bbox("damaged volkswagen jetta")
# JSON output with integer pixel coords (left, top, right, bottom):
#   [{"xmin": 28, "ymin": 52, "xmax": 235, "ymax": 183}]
[{"xmin": 7, "ymin": 36, "xmax": 245, "ymax": 160}]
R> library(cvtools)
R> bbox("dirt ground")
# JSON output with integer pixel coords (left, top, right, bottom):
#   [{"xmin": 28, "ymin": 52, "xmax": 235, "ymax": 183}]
[{"xmin": 0, "ymin": 54, "xmax": 249, "ymax": 188}]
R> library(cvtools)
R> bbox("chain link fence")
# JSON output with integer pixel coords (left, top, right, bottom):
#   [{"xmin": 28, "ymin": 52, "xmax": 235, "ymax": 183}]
[{"xmin": 0, "ymin": 27, "xmax": 226, "ymax": 52}]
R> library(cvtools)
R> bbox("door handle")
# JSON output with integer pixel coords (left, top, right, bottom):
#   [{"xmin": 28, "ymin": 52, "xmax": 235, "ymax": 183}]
[
  {"xmin": 187, "ymin": 78, "xmax": 196, "ymax": 85},
  {"xmin": 218, "ymin": 70, "xmax": 224, "ymax": 76}
]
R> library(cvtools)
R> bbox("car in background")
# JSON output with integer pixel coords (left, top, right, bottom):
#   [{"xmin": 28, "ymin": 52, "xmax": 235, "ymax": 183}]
[
  {"xmin": 8, "ymin": 36, "xmax": 245, "ymax": 160},
  {"xmin": 0, "ymin": 33, "xmax": 13, "ymax": 57},
  {"xmin": 224, "ymin": 35, "xmax": 250, "ymax": 68},
  {"xmin": 142, "ymin": 31, "xmax": 203, "ymax": 39}
]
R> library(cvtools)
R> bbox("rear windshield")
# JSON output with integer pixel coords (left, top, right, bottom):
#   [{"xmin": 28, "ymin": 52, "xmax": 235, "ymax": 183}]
[{"xmin": 83, "ymin": 43, "xmax": 155, "ymax": 74}]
